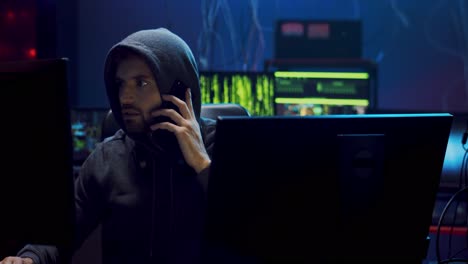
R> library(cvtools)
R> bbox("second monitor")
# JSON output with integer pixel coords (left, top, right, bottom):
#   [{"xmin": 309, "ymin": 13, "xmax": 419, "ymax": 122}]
[
  {"xmin": 205, "ymin": 113, "xmax": 452, "ymax": 263},
  {"xmin": 267, "ymin": 58, "xmax": 377, "ymax": 116}
]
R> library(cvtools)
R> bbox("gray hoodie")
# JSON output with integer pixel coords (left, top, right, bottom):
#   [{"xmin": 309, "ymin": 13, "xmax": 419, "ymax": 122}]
[{"xmin": 18, "ymin": 28, "xmax": 216, "ymax": 264}]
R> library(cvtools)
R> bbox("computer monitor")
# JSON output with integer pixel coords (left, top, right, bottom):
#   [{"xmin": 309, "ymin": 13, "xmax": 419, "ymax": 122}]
[
  {"xmin": 204, "ymin": 113, "xmax": 452, "ymax": 263},
  {"xmin": 268, "ymin": 58, "xmax": 377, "ymax": 117},
  {"xmin": 274, "ymin": 70, "xmax": 373, "ymax": 116},
  {"xmin": 199, "ymin": 71, "xmax": 275, "ymax": 116},
  {"xmin": 70, "ymin": 107, "xmax": 109, "ymax": 166},
  {"xmin": 0, "ymin": 58, "xmax": 75, "ymax": 259}
]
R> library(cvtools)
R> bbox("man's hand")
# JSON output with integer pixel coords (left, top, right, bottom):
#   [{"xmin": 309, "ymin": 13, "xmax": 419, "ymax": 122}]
[
  {"xmin": 150, "ymin": 88, "xmax": 211, "ymax": 173},
  {"xmin": 0, "ymin": 257, "xmax": 33, "ymax": 264}
]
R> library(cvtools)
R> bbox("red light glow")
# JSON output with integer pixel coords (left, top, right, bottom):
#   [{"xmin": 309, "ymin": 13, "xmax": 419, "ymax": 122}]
[
  {"xmin": 308, "ymin": 23, "xmax": 330, "ymax": 39},
  {"xmin": 281, "ymin": 22, "xmax": 304, "ymax": 37},
  {"xmin": 27, "ymin": 48, "xmax": 36, "ymax": 58},
  {"xmin": 6, "ymin": 11, "xmax": 16, "ymax": 20}
]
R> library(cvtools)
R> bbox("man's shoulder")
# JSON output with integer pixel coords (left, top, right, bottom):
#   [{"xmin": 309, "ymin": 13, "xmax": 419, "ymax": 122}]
[
  {"xmin": 101, "ymin": 128, "xmax": 126, "ymax": 143},
  {"xmin": 80, "ymin": 129, "xmax": 133, "ymax": 179},
  {"xmin": 93, "ymin": 129, "xmax": 134, "ymax": 157}
]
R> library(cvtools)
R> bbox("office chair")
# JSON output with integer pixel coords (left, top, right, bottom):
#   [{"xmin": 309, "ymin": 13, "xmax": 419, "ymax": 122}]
[
  {"xmin": 200, "ymin": 103, "xmax": 251, "ymax": 120},
  {"xmin": 100, "ymin": 103, "xmax": 251, "ymax": 141}
]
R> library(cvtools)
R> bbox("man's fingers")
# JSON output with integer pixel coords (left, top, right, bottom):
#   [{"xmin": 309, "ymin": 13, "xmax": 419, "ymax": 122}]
[
  {"xmin": 185, "ymin": 88, "xmax": 195, "ymax": 117},
  {"xmin": 161, "ymin": 93, "xmax": 191, "ymax": 119},
  {"xmin": 0, "ymin": 257, "xmax": 33, "ymax": 264},
  {"xmin": 1, "ymin": 256, "xmax": 19, "ymax": 264}
]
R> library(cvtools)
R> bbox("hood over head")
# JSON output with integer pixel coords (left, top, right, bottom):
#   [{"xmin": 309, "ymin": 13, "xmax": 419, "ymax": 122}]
[{"xmin": 104, "ymin": 28, "xmax": 201, "ymax": 135}]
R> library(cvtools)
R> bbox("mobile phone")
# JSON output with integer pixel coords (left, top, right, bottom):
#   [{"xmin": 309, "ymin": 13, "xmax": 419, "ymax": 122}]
[
  {"xmin": 159, "ymin": 80, "xmax": 187, "ymax": 123},
  {"xmin": 149, "ymin": 80, "xmax": 188, "ymax": 154},
  {"xmin": 149, "ymin": 80, "xmax": 187, "ymax": 126}
]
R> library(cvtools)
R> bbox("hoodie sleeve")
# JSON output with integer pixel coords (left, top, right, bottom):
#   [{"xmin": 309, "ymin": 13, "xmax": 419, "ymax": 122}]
[
  {"xmin": 17, "ymin": 145, "xmax": 109, "ymax": 264},
  {"xmin": 196, "ymin": 118, "xmax": 217, "ymax": 194},
  {"xmin": 17, "ymin": 245, "xmax": 59, "ymax": 264},
  {"xmin": 72, "ymin": 144, "xmax": 108, "ymax": 250},
  {"xmin": 196, "ymin": 166, "xmax": 210, "ymax": 194}
]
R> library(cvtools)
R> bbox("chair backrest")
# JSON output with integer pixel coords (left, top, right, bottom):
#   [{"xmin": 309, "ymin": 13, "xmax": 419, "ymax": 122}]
[
  {"xmin": 100, "ymin": 103, "xmax": 251, "ymax": 141},
  {"xmin": 200, "ymin": 103, "xmax": 251, "ymax": 120}
]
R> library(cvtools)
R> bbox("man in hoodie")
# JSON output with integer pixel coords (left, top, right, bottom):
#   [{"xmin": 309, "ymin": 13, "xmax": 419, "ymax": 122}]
[{"xmin": 1, "ymin": 28, "xmax": 216, "ymax": 264}]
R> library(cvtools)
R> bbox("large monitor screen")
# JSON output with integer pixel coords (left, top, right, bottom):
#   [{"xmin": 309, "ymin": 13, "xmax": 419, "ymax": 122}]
[{"xmin": 205, "ymin": 114, "xmax": 452, "ymax": 262}]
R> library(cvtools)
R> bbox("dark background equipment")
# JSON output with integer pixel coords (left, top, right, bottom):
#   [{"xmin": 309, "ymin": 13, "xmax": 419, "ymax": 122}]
[
  {"xmin": 275, "ymin": 19, "xmax": 362, "ymax": 59},
  {"xmin": 0, "ymin": 58, "xmax": 75, "ymax": 260}
]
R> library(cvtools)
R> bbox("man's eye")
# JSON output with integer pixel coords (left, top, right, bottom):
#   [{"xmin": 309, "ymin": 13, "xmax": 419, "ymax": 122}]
[{"xmin": 137, "ymin": 79, "xmax": 148, "ymax": 87}]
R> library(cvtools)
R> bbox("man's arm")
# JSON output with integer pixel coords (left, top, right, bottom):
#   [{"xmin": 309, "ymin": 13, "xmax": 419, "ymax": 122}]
[
  {"xmin": 196, "ymin": 117, "xmax": 216, "ymax": 194},
  {"xmin": 196, "ymin": 165, "xmax": 211, "ymax": 194},
  {"xmin": 70, "ymin": 146, "xmax": 108, "ymax": 252},
  {"xmin": 0, "ymin": 245, "xmax": 58, "ymax": 264},
  {"xmin": 13, "ymin": 147, "xmax": 108, "ymax": 264},
  {"xmin": 15, "ymin": 245, "xmax": 59, "ymax": 264}
]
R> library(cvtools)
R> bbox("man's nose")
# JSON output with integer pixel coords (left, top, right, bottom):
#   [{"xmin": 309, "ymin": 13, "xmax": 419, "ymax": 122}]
[{"xmin": 120, "ymin": 85, "xmax": 135, "ymax": 104}]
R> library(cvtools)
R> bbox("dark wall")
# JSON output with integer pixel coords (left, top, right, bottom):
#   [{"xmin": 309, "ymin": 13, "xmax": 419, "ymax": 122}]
[
  {"xmin": 75, "ymin": 0, "xmax": 468, "ymax": 113},
  {"xmin": 0, "ymin": 0, "xmax": 78, "ymax": 105},
  {"xmin": 55, "ymin": 0, "xmax": 78, "ymax": 106}
]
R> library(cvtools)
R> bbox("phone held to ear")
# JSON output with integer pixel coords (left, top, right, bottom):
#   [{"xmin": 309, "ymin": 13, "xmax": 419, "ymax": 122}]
[{"xmin": 148, "ymin": 80, "xmax": 187, "ymax": 158}]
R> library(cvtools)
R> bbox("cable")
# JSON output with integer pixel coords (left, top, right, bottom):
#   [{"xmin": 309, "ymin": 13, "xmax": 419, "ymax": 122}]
[
  {"xmin": 438, "ymin": 258, "xmax": 468, "ymax": 264},
  {"xmin": 198, "ymin": 0, "xmax": 222, "ymax": 70},
  {"xmin": 463, "ymin": 134, "xmax": 467, "ymax": 152},
  {"xmin": 424, "ymin": 1, "xmax": 468, "ymax": 111},
  {"xmin": 448, "ymin": 197, "xmax": 460, "ymax": 258},
  {"xmin": 366, "ymin": 1, "xmax": 407, "ymax": 63},
  {"xmin": 451, "ymin": 247, "xmax": 468, "ymax": 260},
  {"xmin": 464, "ymin": 152, "xmax": 468, "ymax": 248},
  {"xmin": 390, "ymin": 0, "xmax": 410, "ymax": 28},
  {"xmin": 463, "ymin": 118, "xmax": 468, "ymax": 186},
  {"xmin": 424, "ymin": 0, "xmax": 464, "ymax": 59},
  {"xmin": 245, "ymin": 0, "xmax": 264, "ymax": 71},
  {"xmin": 446, "ymin": 120, "xmax": 468, "ymax": 261},
  {"xmin": 219, "ymin": 0, "xmax": 240, "ymax": 67},
  {"xmin": 437, "ymin": 186, "xmax": 468, "ymax": 263},
  {"xmin": 449, "ymin": 148, "xmax": 468, "ymax": 258},
  {"xmin": 463, "ymin": 117, "xmax": 468, "ymax": 252},
  {"xmin": 461, "ymin": 150, "xmax": 467, "ymax": 188},
  {"xmin": 461, "ymin": 150, "xmax": 468, "ymax": 250},
  {"xmin": 457, "ymin": 0, "xmax": 468, "ymax": 106}
]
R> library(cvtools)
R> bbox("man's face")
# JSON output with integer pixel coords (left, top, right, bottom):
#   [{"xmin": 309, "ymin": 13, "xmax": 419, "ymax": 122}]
[{"xmin": 115, "ymin": 54, "xmax": 162, "ymax": 133}]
